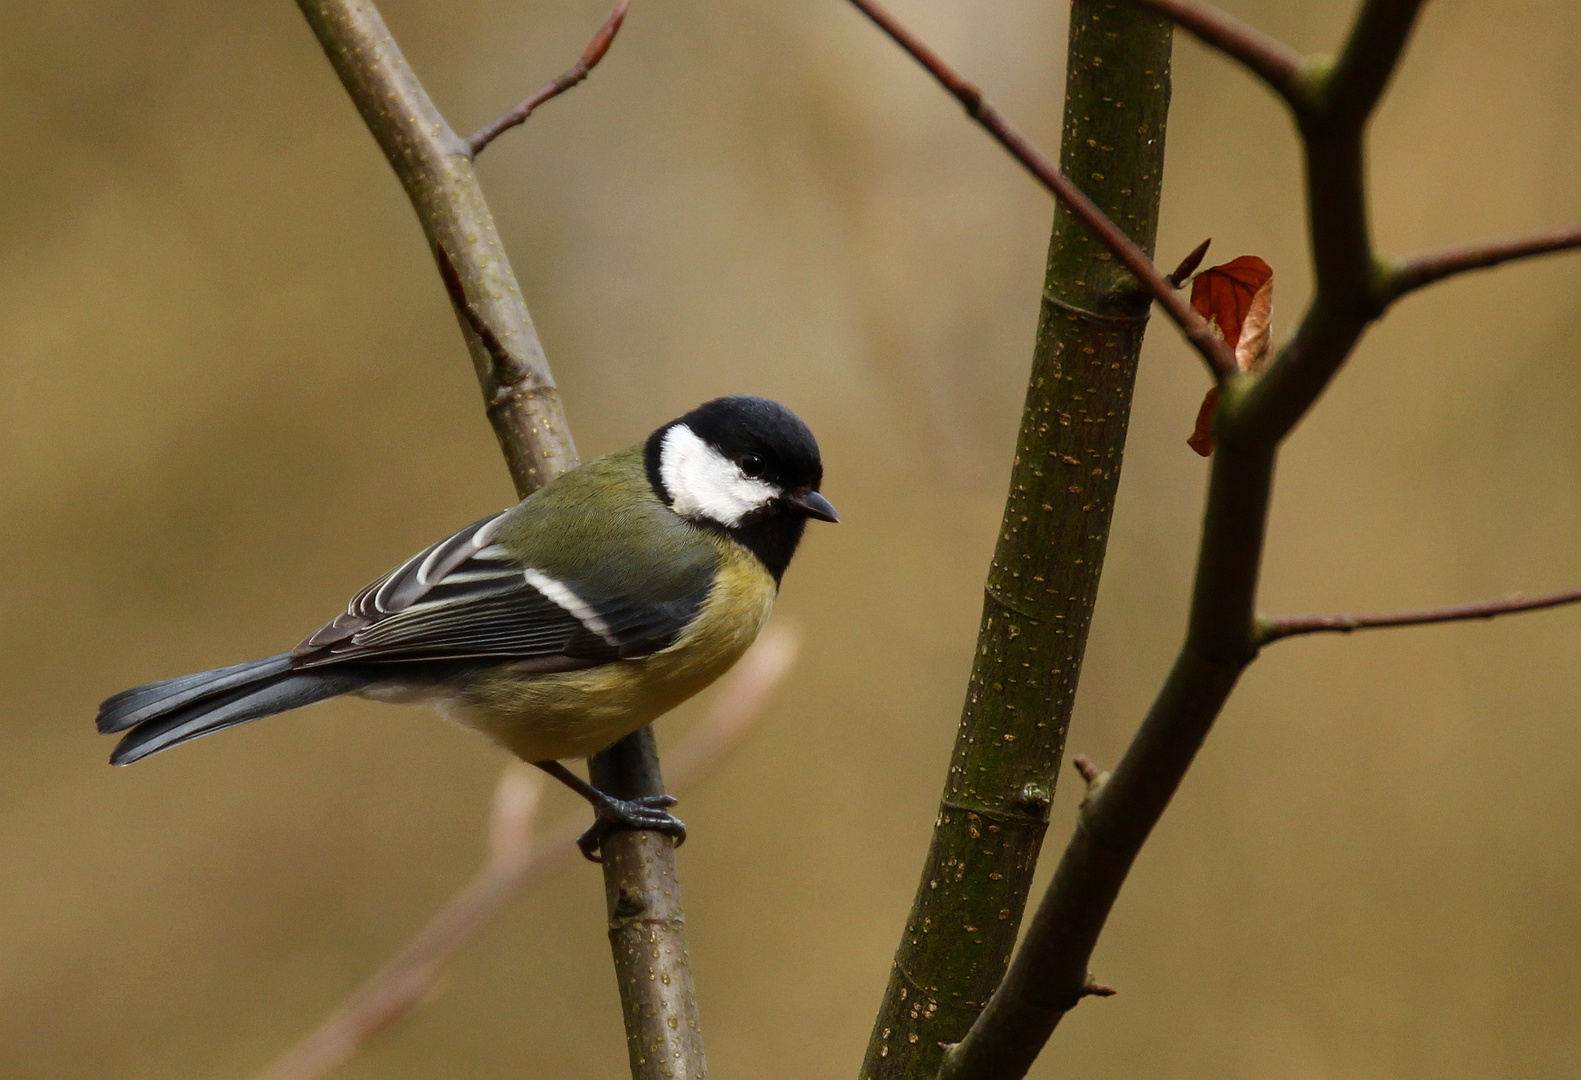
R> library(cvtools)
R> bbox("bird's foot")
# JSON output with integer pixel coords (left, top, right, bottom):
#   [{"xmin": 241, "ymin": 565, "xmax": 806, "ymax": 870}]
[{"xmin": 576, "ymin": 793, "xmax": 686, "ymax": 862}]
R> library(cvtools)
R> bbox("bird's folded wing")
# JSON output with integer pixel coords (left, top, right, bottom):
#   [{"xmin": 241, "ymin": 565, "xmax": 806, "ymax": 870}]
[{"xmin": 292, "ymin": 511, "xmax": 710, "ymax": 667}]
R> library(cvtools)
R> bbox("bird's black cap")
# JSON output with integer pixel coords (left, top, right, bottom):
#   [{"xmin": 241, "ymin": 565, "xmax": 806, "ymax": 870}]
[
  {"xmin": 646, "ymin": 396, "xmax": 826, "ymax": 501},
  {"xmin": 684, "ymin": 396, "xmax": 822, "ymax": 491},
  {"xmin": 645, "ymin": 395, "xmax": 833, "ymax": 581}
]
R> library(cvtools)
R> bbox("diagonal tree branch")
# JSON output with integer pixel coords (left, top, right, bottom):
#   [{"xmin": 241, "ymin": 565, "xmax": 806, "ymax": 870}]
[
  {"xmin": 294, "ymin": 6, "xmax": 702, "ymax": 1079},
  {"xmin": 1318, "ymin": 0, "xmax": 1429, "ymax": 128},
  {"xmin": 1258, "ymin": 588, "xmax": 1581, "ymax": 645},
  {"xmin": 847, "ymin": 2, "xmax": 1435, "ymax": 1072},
  {"xmin": 254, "ymin": 626, "xmax": 798, "ymax": 1080},
  {"xmin": 1246, "ymin": 2, "xmax": 1434, "ymax": 439},
  {"xmin": 1384, "ymin": 224, "xmax": 1581, "ymax": 303},
  {"xmin": 842, "ymin": 0, "xmax": 1234, "ymax": 382},
  {"xmin": 468, "ymin": 0, "xmax": 631, "ymax": 157},
  {"xmin": 256, "ymin": 765, "xmax": 553, "ymax": 1080},
  {"xmin": 852, "ymin": 0, "xmax": 1567, "ymax": 1076}
]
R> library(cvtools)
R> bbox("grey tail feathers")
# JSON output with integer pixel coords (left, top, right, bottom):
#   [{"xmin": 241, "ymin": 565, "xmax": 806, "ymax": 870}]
[{"xmin": 99, "ymin": 655, "xmax": 377, "ymax": 765}]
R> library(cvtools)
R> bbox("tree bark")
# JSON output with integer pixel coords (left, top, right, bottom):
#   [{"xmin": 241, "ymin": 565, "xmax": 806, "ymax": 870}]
[
  {"xmin": 592, "ymin": 731, "xmax": 708, "ymax": 1080},
  {"xmin": 296, "ymin": 0, "xmax": 577, "ymax": 495},
  {"xmin": 858, "ymin": 4, "xmax": 1174, "ymax": 1077},
  {"xmin": 294, "ymin": 6, "xmax": 702, "ymax": 1078}
]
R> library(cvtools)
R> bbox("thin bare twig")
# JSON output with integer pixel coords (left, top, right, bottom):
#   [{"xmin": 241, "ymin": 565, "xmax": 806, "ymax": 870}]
[
  {"xmin": 1259, "ymin": 588, "xmax": 1581, "ymax": 645},
  {"xmin": 1127, "ymin": 0, "xmax": 1309, "ymax": 108},
  {"xmin": 1385, "ymin": 224, "xmax": 1581, "ymax": 303},
  {"xmin": 842, "ymin": 0, "xmax": 1238, "ymax": 382},
  {"xmin": 255, "ymin": 624, "xmax": 801, "ymax": 1080},
  {"xmin": 467, "ymin": 0, "xmax": 631, "ymax": 157},
  {"xmin": 297, "ymin": 0, "xmax": 577, "ymax": 497}
]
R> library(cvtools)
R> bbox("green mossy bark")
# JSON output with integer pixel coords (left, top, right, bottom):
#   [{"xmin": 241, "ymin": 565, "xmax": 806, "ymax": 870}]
[{"xmin": 859, "ymin": 5, "xmax": 1172, "ymax": 1077}]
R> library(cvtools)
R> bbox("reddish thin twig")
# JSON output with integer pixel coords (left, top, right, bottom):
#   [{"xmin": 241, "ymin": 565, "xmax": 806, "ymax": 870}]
[
  {"xmin": 467, "ymin": 0, "xmax": 630, "ymax": 157},
  {"xmin": 1128, "ymin": 0, "xmax": 1308, "ymax": 108},
  {"xmin": 842, "ymin": 0, "xmax": 1237, "ymax": 382},
  {"xmin": 255, "ymin": 624, "xmax": 801, "ymax": 1080},
  {"xmin": 1385, "ymin": 224, "xmax": 1581, "ymax": 303},
  {"xmin": 1259, "ymin": 587, "xmax": 1581, "ymax": 645}
]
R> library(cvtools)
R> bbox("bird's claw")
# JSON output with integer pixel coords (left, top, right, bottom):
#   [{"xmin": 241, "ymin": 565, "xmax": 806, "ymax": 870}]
[{"xmin": 576, "ymin": 794, "xmax": 686, "ymax": 862}]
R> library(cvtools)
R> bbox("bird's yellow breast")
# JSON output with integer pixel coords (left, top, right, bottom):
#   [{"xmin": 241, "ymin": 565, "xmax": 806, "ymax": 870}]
[{"xmin": 453, "ymin": 540, "xmax": 776, "ymax": 762}]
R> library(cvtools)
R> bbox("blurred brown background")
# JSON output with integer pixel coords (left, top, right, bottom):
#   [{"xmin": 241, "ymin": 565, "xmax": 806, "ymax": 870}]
[{"xmin": 2, "ymin": 0, "xmax": 1580, "ymax": 1077}]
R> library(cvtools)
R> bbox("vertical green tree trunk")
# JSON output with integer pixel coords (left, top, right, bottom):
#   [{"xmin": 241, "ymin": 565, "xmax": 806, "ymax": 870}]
[{"xmin": 859, "ymin": 5, "xmax": 1173, "ymax": 1076}]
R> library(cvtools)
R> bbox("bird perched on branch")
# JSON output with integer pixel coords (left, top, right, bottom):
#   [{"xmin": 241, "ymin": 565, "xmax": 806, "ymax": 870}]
[{"xmin": 97, "ymin": 395, "xmax": 836, "ymax": 859}]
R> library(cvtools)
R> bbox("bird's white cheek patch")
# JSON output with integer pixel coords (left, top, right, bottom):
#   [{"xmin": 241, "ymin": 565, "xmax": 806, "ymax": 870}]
[{"xmin": 660, "ymin": 424, "xmax": 777, "ymax": 527}]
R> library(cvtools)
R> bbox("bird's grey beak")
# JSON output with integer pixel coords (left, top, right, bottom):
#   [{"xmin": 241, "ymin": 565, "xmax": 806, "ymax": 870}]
[{"xmin": 789, "ymin": 490, "xmax": 840, "ymax": 523}]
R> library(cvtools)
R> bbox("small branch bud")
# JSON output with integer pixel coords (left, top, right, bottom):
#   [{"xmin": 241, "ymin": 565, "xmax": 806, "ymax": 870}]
[
  {"xmin": 1080, "ymin": 975, "xmax": 1118, "ymax": 998},
  {"xmin": 1072, "ymin": 754, "xmax": 1112, "ymax": 808},
  {"xmin": 1167, "ymin": 238, "xmax": 1212, "ymax": 287}
]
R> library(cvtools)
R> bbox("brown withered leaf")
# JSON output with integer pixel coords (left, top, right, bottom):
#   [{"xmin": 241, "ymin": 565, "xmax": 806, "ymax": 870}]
[
  {"xmin": 1189, "ymin": 255, "xmax": 1273, "ymax": 354},
  {"xmin": 1234, "ymin": 274, "xmax": 1274, "ymax": 373},
  {"xmin": 1187, "ymin": 255, "xmax": 1274, "ymax": 456},
  {"xmin": 1187, "ymin": 386, "xmax": 1219, "ymax": 457}
]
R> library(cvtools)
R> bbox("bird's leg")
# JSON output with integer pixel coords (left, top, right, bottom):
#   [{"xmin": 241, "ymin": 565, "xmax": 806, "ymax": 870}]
[{"xmin": 532, "ymin": 759, "xmax": 687, "ymax": 862}]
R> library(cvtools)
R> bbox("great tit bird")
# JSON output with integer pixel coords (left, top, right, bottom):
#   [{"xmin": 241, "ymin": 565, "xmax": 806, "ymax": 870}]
[{"xmin": 97, "ymin": 395, "xmax": 836, "ymax": 858}]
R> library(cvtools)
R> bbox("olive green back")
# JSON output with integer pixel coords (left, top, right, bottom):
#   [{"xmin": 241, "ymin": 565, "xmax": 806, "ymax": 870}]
[{"xmin": 495, "ymin": 445, "xmax": 720, "ymax": 603}]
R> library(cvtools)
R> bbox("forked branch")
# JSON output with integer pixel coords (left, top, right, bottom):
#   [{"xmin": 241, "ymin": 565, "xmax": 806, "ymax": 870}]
[
  {"xmin": 296, "ymin": 0, "xmax": 577, "ymax": 496},
  {"xmin": 1134, "ymin": 0, "xmax": 1423, "ymax": 126},
  {"xmin": 929, "ymin": 0, "xmax": 1578, "ymax": 1076}
]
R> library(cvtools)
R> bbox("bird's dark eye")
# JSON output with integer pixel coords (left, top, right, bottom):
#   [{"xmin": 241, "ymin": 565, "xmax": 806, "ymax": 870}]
[{"xmin": 740, "ymin": 453, "xmax": 766, "ymax": 478}]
